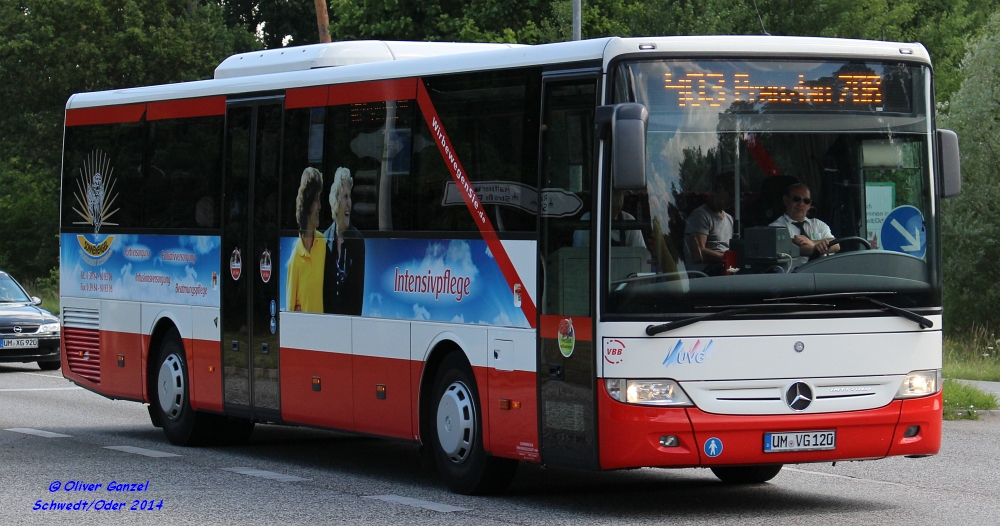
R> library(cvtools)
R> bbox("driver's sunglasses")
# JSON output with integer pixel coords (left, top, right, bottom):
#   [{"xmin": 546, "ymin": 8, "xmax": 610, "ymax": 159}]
[{"xmin": 791, "ymin": 195, "xmax": 812, "ymax": 205}]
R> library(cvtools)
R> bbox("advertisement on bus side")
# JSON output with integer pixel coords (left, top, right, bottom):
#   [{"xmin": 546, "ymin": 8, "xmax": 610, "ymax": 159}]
[
  {"xmin": 60, "ymin": 233, "xmax": 221, "ymax": 307},
  {"xmin": 278, "ymin": 236, "xmax": 530, "ymax": 328}
]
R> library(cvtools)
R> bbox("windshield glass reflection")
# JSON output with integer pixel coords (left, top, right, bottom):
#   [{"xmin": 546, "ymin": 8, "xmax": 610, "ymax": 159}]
[{"xmin": 605, "ymin": 60, "xmax": 936, "ymax": 316}]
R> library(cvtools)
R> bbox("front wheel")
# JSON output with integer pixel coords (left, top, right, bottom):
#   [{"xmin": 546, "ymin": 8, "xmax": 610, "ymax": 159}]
[
  {"xmin": 430, "ymin": 352, "xmax": 518, "ymax": 495},
  {"xmin": 711, "ymin": 464, "xmax": 783, "ymax": 484}
]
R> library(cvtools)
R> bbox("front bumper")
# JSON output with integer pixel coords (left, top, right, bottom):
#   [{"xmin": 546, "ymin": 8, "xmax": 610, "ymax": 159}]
[
  {"xmin": 0, "ymin": 335, "xmax": 61, "ymax": 363},
  {"xmin": 598, "ymin": 382, "xmax": 942, "ymax": 469}
]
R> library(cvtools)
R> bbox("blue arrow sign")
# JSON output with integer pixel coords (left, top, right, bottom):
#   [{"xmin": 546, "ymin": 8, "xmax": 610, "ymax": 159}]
[
  {"xmin": 880, "ymin": 205, "xmax": 926, "ymax": 258},
  {"xmin": 704, "ymin": 437, "xmax": 723, "ymax": 458}
]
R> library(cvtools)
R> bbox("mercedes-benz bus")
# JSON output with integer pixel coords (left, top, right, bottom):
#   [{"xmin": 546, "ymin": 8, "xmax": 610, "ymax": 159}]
[{"xmin": 59, "ymin": 36, "xmax": 960, "ymax": 494}]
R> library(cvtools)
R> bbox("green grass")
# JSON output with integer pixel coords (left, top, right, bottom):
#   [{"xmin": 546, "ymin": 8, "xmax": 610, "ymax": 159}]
[
  {"xmin": 941, "ymin": 326, "xmax": 1000, "ymax": 419},
  {"xmin": 943, "ymin": 325, "xmax": 1000, "ymax": 382},
  {"xmin": 943, "ymin": 379, "xmax": 999, "ymax": 420}
]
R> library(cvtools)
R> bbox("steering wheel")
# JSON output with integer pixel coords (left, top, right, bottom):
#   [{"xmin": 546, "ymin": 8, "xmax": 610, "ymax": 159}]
[{"xmin": 827, "ymin": 236, "xmax": 871, "ymax": 250}]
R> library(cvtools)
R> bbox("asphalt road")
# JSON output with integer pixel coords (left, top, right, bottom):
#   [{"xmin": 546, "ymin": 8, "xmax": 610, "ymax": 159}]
[{"xmin": 2, "ymin": 362, "xmax": 999, "ymax": 525}]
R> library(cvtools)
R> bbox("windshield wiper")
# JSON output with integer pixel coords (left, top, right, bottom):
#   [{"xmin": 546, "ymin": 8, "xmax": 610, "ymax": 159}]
[
  {"xmin": 644, "ymin": 302, "xmax": 834, "ymax": 336},
  {"xmin": 763, "ymin": 292, "xmax": 933, "ymax": 329},
  {"xmin": 646, "ymin": 308, "xmax": 748, "ymax": 336}
]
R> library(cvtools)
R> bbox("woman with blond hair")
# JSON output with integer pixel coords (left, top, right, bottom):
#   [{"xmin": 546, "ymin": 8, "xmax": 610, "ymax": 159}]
[
  {"xmin": 286, "ymin": 167, "xmax": 325, "ymax": 312},
  {"xmin": 324, "ymin": 167, "xmax": 365, "ymax": 314}
]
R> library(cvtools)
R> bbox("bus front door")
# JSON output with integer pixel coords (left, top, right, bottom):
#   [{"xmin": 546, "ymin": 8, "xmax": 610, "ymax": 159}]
[{"xmin": 221, "ymin": 97, "xmax": 283, "ymax": 422}]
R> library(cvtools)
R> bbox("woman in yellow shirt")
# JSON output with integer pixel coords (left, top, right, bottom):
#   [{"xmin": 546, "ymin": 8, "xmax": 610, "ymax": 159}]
[{"xmin": 286, "ymin": 167, "xmax": 325, "ymax": 312}]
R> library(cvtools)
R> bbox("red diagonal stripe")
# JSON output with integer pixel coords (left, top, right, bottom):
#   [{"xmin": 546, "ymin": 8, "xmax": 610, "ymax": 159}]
[
  {"xmin": 415, "ymin": 79, "xmax": 537, "ymax": 328},
  {"xmin": 744, "ymin": 133, "xmax": 781, "ymax": 176}
]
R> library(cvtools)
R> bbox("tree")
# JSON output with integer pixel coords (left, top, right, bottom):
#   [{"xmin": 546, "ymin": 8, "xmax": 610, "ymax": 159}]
[
  {"xmin": 0, "ymin": 0, "xmax": 257, "ymax": 280},
  {"xmin": 939, "ymin": 11, "xmax": 1000, "ymax": 328}
]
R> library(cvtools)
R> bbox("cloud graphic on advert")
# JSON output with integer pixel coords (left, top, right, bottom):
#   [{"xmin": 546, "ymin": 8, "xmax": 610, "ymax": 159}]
[
  {"xmin": 184, "ymin": 266, "xmax": 198, "ymax": 282},
  {"xmin": 112, "ymin": 234, "xmax": 138, "ymax": 252},
  {"xmin": 407, "ymin": 240, "xmax": 479, "ymax": 277},
  {"xmin": 451, "ymin": 314, "xmax": 465, "ymax": 323},
  {"xmin": 180, "ymin": 236, "xmax": 220, "ymax": 255},
  {"xmin": 413, "ymin": 304, "xmax": 431, "ymax": 320},
  {"xmin": 492, "ymin": 311, "xmax": 511, "ymax": 326}
]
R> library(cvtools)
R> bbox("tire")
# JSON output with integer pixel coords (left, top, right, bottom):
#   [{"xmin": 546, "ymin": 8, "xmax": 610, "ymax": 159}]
[
  {"xmin": 37, "ymin": 360, "xmax": 60, "ymax": 371},
  {"xmin": 711, "ymin": 464, "xmax": 783, "ymax": 484},
  {"xmin": 430, "ymin": 352, "xmax": 518, "ymax": 495},
  {"xmin": 152, "ymin": 330, "xmax": 218, "ymax": 446}
]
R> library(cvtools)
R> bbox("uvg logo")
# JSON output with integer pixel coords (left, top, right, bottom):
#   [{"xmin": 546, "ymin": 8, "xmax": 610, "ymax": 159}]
[
  {"xmin": 662, "ymin": 339, "xmax": 715, "ymax": 367},
  {"xmin": 604, "ymin": 339, "xmax": 625, "ymax": 364}
]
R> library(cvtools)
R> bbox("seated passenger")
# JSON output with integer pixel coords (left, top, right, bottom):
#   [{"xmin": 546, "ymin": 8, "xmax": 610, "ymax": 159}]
[
  {"xmin": 572, "ymin": 190, "xmax": 646, "ymax": 248},
  {"xmin": 769, "ymin": 183, "xmax": 839, "ymax": 267},
  {"xmin": 684, "ymin": 171, "xmax": 735, "ymax": 276}
]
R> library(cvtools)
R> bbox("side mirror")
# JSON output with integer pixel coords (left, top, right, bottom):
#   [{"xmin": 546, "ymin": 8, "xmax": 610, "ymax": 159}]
[
  {"xmin": 597, "ymin": 103, "xmax": 648, "ymax": 190},
  {"xmin": 31, "ymin": 296, "xmax": 42, "ymax": 306},
  {"xmin": 613, "ymin": 104, "xmax": 648, "ymax": 190},
  {"xmin": 937, "ymin": 129, "xmax": 961, "ymax": 198}
]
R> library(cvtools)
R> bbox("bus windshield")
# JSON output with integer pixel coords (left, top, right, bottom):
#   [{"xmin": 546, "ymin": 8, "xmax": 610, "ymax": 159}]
[{"xmin": 605, "ymin": 59, "xmax": 936, "ymax": 316}]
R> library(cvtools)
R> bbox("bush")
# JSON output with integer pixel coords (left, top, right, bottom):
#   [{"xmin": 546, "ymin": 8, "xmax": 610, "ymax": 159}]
[{"xmin": 940, "ymin": 12, "xmax": 1000, "ymax": 330}]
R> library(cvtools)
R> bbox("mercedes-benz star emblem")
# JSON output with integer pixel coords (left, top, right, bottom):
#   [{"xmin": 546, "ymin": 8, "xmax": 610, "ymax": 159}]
[
  {"xmin": 13, "ymin": 326, "xmax": 21, "ymax": 333},
  {"xmin": 785, "ymin": 382, "xmax": 813, "ymax": 411}
]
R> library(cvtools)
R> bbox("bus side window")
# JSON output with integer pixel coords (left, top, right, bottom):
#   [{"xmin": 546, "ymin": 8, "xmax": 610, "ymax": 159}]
[
  {"xmin": 62, "ymin": 121, "xmax": 144, "ymax": 231},
  {"xmin": 408, "ymin": 69, "xmax": 542, "ymax": 233},
  {"xmin": 144, "ymin": 116, "xmax": 224, "ymax": 229}
]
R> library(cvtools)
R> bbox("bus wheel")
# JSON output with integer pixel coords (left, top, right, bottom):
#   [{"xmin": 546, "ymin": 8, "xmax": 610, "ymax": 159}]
[
  {"xmin": 431, "ymin": 352, "xmax": 518, "ymax": 495},
  {"xmin": 711, "ymin": 464, "xmax": 783, "ymax": 484},
  {"xmin": 153, "ymin": 330, "xmax": 214, "ymax": 446}
]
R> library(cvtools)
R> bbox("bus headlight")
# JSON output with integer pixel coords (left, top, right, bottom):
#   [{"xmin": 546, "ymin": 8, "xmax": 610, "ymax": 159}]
[
  {"xmin": 894, "ymin": 369, "xmax": 941, "ymax": 399},
  {"xmin": 37, "ymin": 323, "xmax": 60, "ymax": 334},
  {"xmin": 605, "ymin": 379, "xmax": 693, "ymax": 406}
]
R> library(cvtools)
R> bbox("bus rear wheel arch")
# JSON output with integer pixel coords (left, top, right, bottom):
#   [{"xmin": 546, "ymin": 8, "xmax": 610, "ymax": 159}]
[
  {"xmin": 149, "ymin": 327, "xmax": 254, "ymax": 446},
  {"xmin": 429, "ymin": 351, "xmax": 518, "ymax": 495}
]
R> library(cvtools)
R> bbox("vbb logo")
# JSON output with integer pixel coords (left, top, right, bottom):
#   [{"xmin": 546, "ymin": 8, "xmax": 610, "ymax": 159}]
[{"xmin": 604, "ymin": 339, "xmax": 625, "ymax": 364}]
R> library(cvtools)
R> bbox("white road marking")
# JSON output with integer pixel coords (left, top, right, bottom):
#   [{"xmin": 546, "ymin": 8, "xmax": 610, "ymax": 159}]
[
  {"xmin": 0, "ymin": 387, "xmax": 82, "ymax": 392},
  {"xmin": 784, "ymin": 467, "xmax": 911, "ymax": 487},
  {"xmin": 4, "ymin": 428, "xmax": 72, "ymax": 438},
  {"xmin": 363, "ymin": 494, "xmax": 471, "ymax": 513},
  {"xmin": 103, "ymin": 446, "xmax": 180, "ymax": 458},
  {"xmin": 22, "ymin": 372, "xmax": 65, "ymax": 379},
  {"xmin": 221, "ymin": 467, "xmax": 311, "ymax": 482}
]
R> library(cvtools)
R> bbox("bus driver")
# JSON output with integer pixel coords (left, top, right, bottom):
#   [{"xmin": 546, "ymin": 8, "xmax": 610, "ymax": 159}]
[{"xmin": 769, "ymin": 182, "xmax": 838, "ymax": 267}]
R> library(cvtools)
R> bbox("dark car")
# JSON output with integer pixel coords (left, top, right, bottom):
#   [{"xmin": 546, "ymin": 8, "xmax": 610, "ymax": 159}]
[{"xmin": 0, "ymin": 271, "xmax": 60, "ymax": 370}]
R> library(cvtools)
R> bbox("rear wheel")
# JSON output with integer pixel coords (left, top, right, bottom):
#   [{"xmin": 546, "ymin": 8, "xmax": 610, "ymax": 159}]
[
  {"xmin": 711, "ymin": 464, "xmax": 783, "ymax": 484},
  {"xmin": 430, "ymin": 352, "xmax": 518, "ymax": 495},
  {"xmin": 37, "ymin": 360, "xmax": 60, "ymax": 371},
  {"xmin": 153, "ymin": 330, "xmax": 254, "ymax": 446}
]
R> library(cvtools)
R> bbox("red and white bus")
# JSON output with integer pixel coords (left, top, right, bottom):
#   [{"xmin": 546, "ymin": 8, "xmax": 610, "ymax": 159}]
[{"xmin": 59, "ymin": 36, "xmax": 959, "ymax": 494}]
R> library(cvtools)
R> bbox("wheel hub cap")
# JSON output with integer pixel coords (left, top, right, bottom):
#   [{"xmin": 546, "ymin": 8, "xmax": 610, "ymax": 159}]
[
  {"xmin": 157, "ymin": 354, "xmax": 184, "ymax": 419},
  {"xmin": 436, "ymin": 381, "xmax": 475, "ymax": 463}
]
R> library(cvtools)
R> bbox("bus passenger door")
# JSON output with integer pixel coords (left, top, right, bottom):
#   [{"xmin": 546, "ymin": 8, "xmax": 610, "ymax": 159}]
[
  {"xmin": 537, "ymin": 74, "xmax": 599, "ymax": 469},
  {"xmin": 221, "ymin": 97, "xmax": 283, "ymax": 422}
]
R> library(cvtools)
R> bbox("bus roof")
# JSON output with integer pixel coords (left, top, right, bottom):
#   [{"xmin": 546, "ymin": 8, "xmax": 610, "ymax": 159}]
[{"xmin": 66, "ymin": 36, "xmax": 930, "ymax": 110}]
